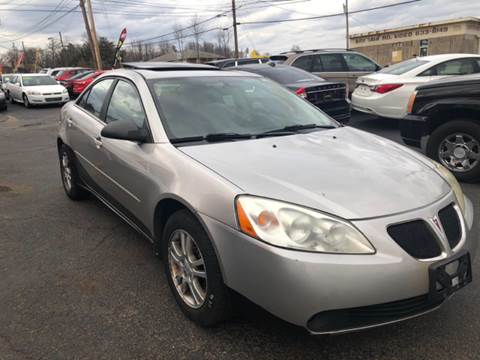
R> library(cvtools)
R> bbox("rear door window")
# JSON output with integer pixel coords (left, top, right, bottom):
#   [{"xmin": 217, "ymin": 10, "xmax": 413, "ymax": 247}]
[
  {"xmin": 319, "ymin": 54, "xmax": 346, "ymax": 72},
  {"xmin": 343, "ymin": 53, "xmax": 377, "ymax": 71},
  {"xmin": 291, "ymin": 55, "xmax": 312, "ymax": 71},
  {"xmin": 429, "ymin": 58, "xmax": 478, "ymax": 76},
  {"xmin": 82, "ymin": 79, "xmax": 114, "ymax": 119}
]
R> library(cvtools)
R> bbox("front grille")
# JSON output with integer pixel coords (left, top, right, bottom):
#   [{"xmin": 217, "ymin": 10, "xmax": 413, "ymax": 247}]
[
  {"xmin": 438, "ymin": 204, "xmax": 461, "ymax": 249},
  {"xmin": 306, "ymin": 84, "xmax": 346, "ymax": 104},
  {"xmin": 307, "ymin": 294, "xmax": 443, "ymax": 333},
  {"xmin": 387, "ymin": 220, "xmax": 442, "ymax": 259}
]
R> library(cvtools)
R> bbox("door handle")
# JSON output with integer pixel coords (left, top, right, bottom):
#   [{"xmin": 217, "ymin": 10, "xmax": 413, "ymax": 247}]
[
  {"xmin": 94, "ymin": 136, "xmax": 103, "ymax": 149},
  {"xmin": 66, "ymin": 118, "xmax": 73, "ymax": 127}
]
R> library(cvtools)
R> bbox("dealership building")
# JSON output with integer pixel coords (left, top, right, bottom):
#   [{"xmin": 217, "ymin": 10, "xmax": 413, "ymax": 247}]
[{"xmin": 349, "ymin": 17, "xmax": 480, "ymax": 66}]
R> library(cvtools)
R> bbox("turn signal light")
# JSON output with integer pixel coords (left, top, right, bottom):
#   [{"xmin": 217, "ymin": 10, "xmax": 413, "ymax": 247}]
[
  {"xmin": 236, "ymin": 200, "xmax": 258, "ymax": 238},
  {"xmin": 371, "ymin": 84, "xmax": 403, "ymax": 94},
  {"xmin": 407, "ymin": 91, "xmax": 417, "ymax": 114}
]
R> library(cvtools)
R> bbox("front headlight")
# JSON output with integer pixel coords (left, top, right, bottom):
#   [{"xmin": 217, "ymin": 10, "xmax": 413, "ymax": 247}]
[
  {"xmin": 62, "ymin": 89, "xmax": 68, "ymax": 94},
  {"xmin": 236, "ymin": 195, "xmax": 375, "ymax": 254},
  {"xmin": 432, "ymin": 161, "xmax": 465, "ymax": 215}
]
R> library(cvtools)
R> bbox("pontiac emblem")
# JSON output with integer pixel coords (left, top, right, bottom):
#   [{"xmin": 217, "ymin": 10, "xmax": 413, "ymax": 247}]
[{"xmin": 431, "ymin": 216, "xmax": 442, "ymax": 231}]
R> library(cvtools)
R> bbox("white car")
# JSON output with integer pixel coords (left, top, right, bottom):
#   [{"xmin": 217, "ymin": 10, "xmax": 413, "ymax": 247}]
[
  {"xmin": 352, "ymin": 54, "xmax": 480, "ymax": 119},
  {"xmin": 1, "ymin": 74, "xmax": 14, "ymax": 92},
  {"xmin": 5, "ymin": 74, "xmax": 69, "ymax": 108}
]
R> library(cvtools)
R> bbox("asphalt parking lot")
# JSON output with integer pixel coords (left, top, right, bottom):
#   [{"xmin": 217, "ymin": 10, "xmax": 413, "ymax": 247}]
[{"xmin": 1, "ymin": 103, "xmax": 479, "ymax": 360}]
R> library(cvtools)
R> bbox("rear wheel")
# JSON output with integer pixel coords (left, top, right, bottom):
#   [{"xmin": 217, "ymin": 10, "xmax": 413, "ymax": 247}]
[
  {"xmin": 163, "ymin": 210, "xmax": 232, "ymax": 326},
  {"xmin": 427, "ymin": 119, "xmax": 480, "ymax": 182},
  {"xmin": 59, "ymin": 144, "xmax": 89, "ymax": 200}
]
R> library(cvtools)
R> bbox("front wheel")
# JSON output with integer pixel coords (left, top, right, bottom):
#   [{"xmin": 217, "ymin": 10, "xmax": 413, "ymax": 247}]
[
  {"xmin": 162, "ymin": 210, "xmax": 232, "ymax": 327},
  {"xmin": 23, "ymin": 94, "xmax": 30, "ymax": 108},
  {"xmin": 7, "ymin": 92, "xmax": 14, "ymax": 104},
  {"xmin": 427, "ymin": 119, "xmax": 480, "ymax": 182}
]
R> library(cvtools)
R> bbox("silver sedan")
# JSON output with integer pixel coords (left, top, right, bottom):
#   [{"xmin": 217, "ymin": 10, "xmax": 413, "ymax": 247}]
[{"xmin": 57, "ymin": 62, "xmax": 476, "ymax": 334}]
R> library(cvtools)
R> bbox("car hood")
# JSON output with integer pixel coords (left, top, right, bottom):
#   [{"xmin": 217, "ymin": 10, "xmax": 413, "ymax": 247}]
[
  {"xmin": 24, "ymin": 85, "xmax": 65, "ymax": 93},
  {"xmin": 180, "ymin": 127, "xmax": 450, "ymax": 220}
]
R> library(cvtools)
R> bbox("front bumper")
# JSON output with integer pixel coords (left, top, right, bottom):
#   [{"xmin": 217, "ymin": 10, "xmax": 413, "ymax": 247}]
[
  {"xmin": 401, "ymin": 114, "xmax": 428, "ymax": 148},
  {"xmin": 202, "ymin": 192, "xmax": 476, "ymax": 333},
  {"xmin": 28, "ymin": 94, "xmax": 70, "ymax": 104}
]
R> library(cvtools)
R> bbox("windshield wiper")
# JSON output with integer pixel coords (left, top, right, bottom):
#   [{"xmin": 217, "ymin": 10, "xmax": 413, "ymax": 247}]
[
  {"xmin": 258, "ymin": 123, "xmax": 337, "ymax": 136},
  {"xmin": 170, "ymin": 132, "xmax": 253, "ymax": 144}
]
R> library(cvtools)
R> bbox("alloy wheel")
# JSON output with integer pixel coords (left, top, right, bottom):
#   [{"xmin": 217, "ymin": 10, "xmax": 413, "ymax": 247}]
[
  {"xmin": 438, "ymin": 133, "xmax": 480, "ymax": 173},
  {"xmin": 168, "ymin": 229, "xmax": 207, "ymax": 309},
  {"xmin": 61, "ymin": 152, "xmax": 73, "ymax": 191}
]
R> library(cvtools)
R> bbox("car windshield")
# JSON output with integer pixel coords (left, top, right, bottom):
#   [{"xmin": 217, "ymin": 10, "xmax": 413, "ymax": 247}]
[
  {"xmin": 250, "ymin": 66, "xmax": 321, "ymax": 84},
  {"xmin": 149, "ymin": 76, "xmax": 336, "ymax": 141},
  {"xmin": 22, "ymin": 76, "xmax": 58, "ymax": 86},
  {"xmin": 379, "ymin": 59, "xmax": 429, "ymax": 75}
]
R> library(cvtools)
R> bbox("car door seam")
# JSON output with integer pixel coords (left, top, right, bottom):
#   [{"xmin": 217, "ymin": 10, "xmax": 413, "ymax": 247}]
[{"xmin": 74, "ymin": 150, "xmax": 141, "ymax": 203}]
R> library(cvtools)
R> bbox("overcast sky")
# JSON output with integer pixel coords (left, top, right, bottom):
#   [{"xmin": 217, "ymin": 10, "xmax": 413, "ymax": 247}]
[{"xmin": 0, "ymin": 0, "xmax": 479, "ymax": 55}]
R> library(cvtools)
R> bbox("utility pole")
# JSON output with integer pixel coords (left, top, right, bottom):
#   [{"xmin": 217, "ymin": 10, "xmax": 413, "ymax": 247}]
[
  {"xmin": 344, "ymin": 0, "xmax": 349, "ymax": 49},
  {"xmin": 232, "ymin": 0, "xmax": 239, "ymax": 58},
  {"xmin": 79, "ymin": 0, "xmax": 98, "ymax": 69},
  {"xmin": 21, "ymin": 41, "xmax": 27, "ymax": 71},
  {"xmin": 85, "ymin": 0, "xmax": 102, "ymax": 69},
  {"xmin": 59, "ymin": 32, "xmax": 64, "ymax": 65}
]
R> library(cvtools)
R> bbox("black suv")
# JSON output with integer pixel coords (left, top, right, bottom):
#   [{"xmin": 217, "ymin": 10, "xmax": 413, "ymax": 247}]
[{"xmin": 401, "ymin": 74, "xmax": 480, "ymax": 182}]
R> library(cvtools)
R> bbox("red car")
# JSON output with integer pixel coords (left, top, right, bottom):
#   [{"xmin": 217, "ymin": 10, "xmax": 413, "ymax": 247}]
[
  {"xmin": 56, "ymin": 68, "xmax": 90, "ymax": 82},
  {"xmin": 72, "ymin": 71, "xmax": 105, "ymax": 96}
]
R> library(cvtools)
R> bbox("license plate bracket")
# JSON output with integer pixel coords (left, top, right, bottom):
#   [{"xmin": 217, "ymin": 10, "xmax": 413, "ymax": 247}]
[{"xmin": 429, "ymin": 250, "xmax": 472, "ymax": 302}]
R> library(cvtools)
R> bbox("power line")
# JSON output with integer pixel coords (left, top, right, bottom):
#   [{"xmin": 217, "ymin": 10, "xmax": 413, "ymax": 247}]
[{"xmin": 238, "ymin": 0, "xmax": 421, "ymax": 24}]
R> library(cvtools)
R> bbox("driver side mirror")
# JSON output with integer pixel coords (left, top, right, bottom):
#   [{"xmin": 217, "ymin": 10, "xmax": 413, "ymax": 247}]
[{"xmin": 101, "ymin": 121, "xmax": 149, "ymax": 143}]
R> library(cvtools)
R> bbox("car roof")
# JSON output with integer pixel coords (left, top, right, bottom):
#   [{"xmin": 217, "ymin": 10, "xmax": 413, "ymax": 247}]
[
  {"xmin": 19, "ymin": 73, "xmax": 53, "ymax": 77},
  {"xmin": 417, "ymin": 53, "xmax": 480, "ymax": 62},
  {"xmin": 123, "ymin": 62, "xmax": 217, "ymax": 71}
]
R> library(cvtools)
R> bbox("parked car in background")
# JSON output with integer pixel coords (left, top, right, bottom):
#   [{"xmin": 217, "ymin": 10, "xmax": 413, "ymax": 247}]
[
  {"xmin": 205, "ymin": 57, "xmax": 269, "ymax": 69},
  {"xmin": 57, "ymin": 62, "xmax": 475, "ymax": 334},
  {"xmin": 237, "ymin": 63, "xmax": 350, "ymax": 122},
  {"xmin": 401, "ymin": 73, "xmax": 480, "ymax": 182},
  {"xmin": 269, "ymin": 54, "xmax": 288, "ymax": 64},
  {"xmin": 0, "ymin": 90, "xmax": 7, "ymax": 111},
  {"xmin": 352, "ymin": 54, "xmax": 480, "ymax": 119},
  {"xmin": 0, "ymin": 74, "xmax": 14, "ymax": 92},
  {"xmin": 5, "ymin": 74, "xmax": 69, "ymax": 107},
  {"xmin": 71, "ymin": 70, "xmax": 105, "ymax": 96},
  {"xmin": 60, "ymin": 70, "xmax": 94, "ymax": 97},
  {"xmin": 43, "ymin": 67, "xmax": 76, "ymax": 78},
  {"xmin": 282, "ymin": 49, "xmax": 381, "ymax": 92},
  {"xmin": 55, "ymin": 67, "xmax": 91, "ymax": 81}
]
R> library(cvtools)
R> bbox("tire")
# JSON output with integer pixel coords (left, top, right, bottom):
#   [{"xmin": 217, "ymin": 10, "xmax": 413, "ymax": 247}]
[
  {"xmin": 426, "ymin": 119, "xmax": 480, "ymax": 182},
  {"xmin": 162, "ymin": 209, "xmax": 232, "ymax": 327},
  {"xmin": 58, "ymin": 144, "xmax": 89, "ymax": 200},
  {"xmin": 23, "ymin": 94, "xmax": 30, "ymax": 108}
]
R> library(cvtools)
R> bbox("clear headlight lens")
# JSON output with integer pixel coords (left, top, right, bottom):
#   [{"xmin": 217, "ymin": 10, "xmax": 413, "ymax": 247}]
[
  {"xmin": 236, "ymin": 195, "xmax": 375, "ymax": 254},
  {"xmin": 432, "ymin": 161, "xmax": 465, "ymax": 215},
  {"xmin": 62, "ymin": 89, "xmax": 68, "ymax": 94}
]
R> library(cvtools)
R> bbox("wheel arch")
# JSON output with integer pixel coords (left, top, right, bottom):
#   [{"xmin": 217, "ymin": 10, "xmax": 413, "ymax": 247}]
[
  {"xmin": 427, "ymin": 106, "xmax": 480, "ymax": 134},
  {"xmin": 153, "ymin": 195, "xmax": 227, "ymax": 278}
]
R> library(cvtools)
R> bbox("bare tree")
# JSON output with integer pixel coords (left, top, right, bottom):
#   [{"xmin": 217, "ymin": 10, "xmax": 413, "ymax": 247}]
[
  {"xmin": 216, "ymin": 29, "xmax": 230, "ymax": 57},
  {"xmin": 173, "ymin": 23, "xmax": 185, "ymax": 61},
  {"xmin": 190, "ymin": 15, "xmax": 202, "ymax": 63},
  {"xmin": 291, "ymin": 44, "xmax": 301, "ymax": 51}
]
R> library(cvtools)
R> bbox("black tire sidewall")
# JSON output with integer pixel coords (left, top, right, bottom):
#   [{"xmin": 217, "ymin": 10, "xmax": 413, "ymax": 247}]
[
  {"xmin": 162, "ymin": 210, "xmax": 231, "ymax": 327},
  {"xmin": 427, "ymin": 119, "xmax": 480, "ymax": 182},
  {"xmin": 23, "ymin": 94, "xmax": 30, "ymax": 108},
  {"xmin": 59, "ymin": 144, "xmax": 89, "ymax": 200}
]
